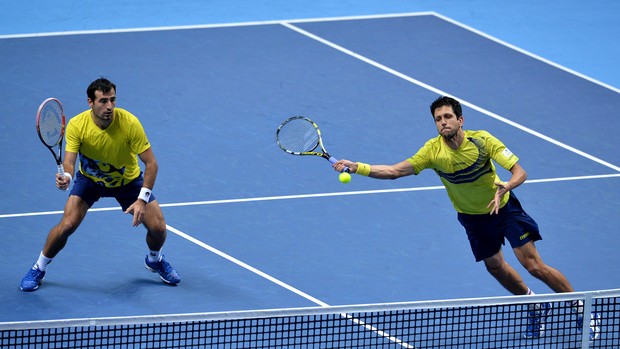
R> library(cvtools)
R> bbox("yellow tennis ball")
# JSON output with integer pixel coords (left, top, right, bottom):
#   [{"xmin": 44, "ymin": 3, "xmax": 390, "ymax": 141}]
[{"xmin": 339, "ymin": 171, "xmax": 351, "ymax": 183}]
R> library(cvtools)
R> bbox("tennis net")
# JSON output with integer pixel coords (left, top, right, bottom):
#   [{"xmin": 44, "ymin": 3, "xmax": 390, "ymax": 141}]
[{"xmin": 1, "ymin": 289, "xmax": 618, "ymax": 348}]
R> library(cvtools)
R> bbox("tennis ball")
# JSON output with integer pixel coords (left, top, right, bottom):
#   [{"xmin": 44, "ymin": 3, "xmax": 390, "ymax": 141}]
[{"xmin": 339, "ymin": 172, "xmax": 351, "ymax": 183}]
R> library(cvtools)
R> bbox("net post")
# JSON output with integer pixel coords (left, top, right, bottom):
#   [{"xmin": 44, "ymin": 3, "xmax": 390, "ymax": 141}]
[{"xmin": 580, "ymin": 293, "xmax": 593, "ymax": 349}]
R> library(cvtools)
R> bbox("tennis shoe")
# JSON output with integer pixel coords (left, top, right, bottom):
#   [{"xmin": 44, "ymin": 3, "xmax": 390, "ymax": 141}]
[
  {"xmin": 523, "ymin": 302, "xmax": 552, "ymax": 339},
  {"xmin": 577, "ymin": 312, "xmax": 601, "ymax": 341},
  {"xmin": 20, "ymin": 264, "xmax": 45, "ymax": 292},
  {"xmin": 144, "ymin": 255, "xmax": 180, "ymax": 285}
]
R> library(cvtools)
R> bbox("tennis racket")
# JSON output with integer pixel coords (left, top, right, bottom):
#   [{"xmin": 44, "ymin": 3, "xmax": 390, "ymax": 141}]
[
  {"xmin": 36, "ymin": 98, "xmax": 66, "ymax": 178},
  {"xmin": 276, "ymin": 116, "xmax": 349, "ymax": 172}
]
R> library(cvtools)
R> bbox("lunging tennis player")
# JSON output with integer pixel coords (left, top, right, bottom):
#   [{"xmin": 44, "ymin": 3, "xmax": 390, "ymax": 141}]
[{"xmin": 333, "ymin": 96, "xmax": 599, "ymax": 341}]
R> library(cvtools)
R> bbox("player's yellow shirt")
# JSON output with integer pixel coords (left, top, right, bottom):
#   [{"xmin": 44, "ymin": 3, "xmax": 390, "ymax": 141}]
[
  {"xmin": 65, "ymin": 108, "xmax": 150, "ymax": 188},
  {"xmin": 407, "ymin": 130, "xmax": 519, "ymax": 214}
]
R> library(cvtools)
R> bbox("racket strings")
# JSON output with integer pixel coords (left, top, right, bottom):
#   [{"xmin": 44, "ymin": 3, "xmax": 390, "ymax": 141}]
[
  {"xmin": 277, "ymin": 120, "xmax": 320, "ymax": 153},
  {"xmin": 39, "ymin": 104, "xmax": 63, "ymax": 146}
]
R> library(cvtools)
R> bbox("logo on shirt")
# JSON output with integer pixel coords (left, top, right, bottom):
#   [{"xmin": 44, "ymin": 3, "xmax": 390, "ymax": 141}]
[{"xmin": 502, "ymin": 148, "xmax": 513, "ymax": 158}]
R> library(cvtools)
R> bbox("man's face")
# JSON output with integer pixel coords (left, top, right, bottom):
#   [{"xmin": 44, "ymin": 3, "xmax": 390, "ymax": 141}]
[
  {"xmin": 88, "ymin": 89, "xmax": 116, "ymax": 122},
  {"xmin": 433, "ymin": 105, "xmax": 463, "ymax": 139}
]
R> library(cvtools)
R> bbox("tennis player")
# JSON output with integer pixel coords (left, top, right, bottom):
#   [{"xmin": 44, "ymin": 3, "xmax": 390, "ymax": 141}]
[
  {"xmin": 20, "ymin": 77, "xmax": 180, "ymax": 292},
  {"xmin": 333, "ymin": 96, "xmax": 599, "ymax": 340}
]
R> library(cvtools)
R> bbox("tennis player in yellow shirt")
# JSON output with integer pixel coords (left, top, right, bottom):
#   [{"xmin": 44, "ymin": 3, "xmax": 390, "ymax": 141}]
[
  {"xmin": 21, "ymin": 77, "xmax": 180, "ymax": 292},
  {"xmin": 333, "ymin": 96, "xmax": 599, "ymax": 340}
]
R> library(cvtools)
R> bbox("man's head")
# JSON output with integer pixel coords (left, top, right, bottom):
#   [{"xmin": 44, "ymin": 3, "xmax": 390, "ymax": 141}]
[
  {"xmin": 430, "ymin": 96, "xmax": 464, "ymax": 140},
  {"xmin": 87, "ymin": 77, "xmax": 116, "ymax": 102},
  {"xmin": 430, "ymin": 96, "xmax": 462, "ymax": 118},
  {"xmin": 87, "ymin": 77, "xmax": 117, "ymax": 126}
]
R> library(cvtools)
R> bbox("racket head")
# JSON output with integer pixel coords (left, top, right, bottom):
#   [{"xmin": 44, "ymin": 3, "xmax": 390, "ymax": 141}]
[
  {"xmin": 276, "ymin": 116, "xmax": 326, "ymax": 157},
  {"xmin": 36, "ymin": 98, "xmax": 65, "ymax": 147}
]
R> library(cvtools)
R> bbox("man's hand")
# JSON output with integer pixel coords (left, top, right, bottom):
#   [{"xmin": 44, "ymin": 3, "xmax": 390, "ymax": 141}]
[
  {"xmin": 333, "ymin": 160, "xmax": 356, "ymax": 173},
  {"xmin": 55, "ymin": 172, "xmax": 71, "ymax": 191},
  {"xmin": 487, "ymin": 181, "xmax": 510, "ymax": 215},
  {"xmin": 125, "ymin": 200, "xmax": 147, "ymax": 226}
]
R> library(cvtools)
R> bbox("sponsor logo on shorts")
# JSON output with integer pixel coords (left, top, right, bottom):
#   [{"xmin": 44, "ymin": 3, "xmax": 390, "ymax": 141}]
[{"xmin": 520, "ymin": 232, "xmax": 530, "ymax": 240}]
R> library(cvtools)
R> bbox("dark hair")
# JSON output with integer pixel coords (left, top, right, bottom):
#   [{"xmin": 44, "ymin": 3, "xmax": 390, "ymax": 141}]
[
  {"xmin": 430, "ymin": 96, "xmax": 462, "ymax": 117},
  {"xmin": 87, "ymin": 77, "xmax": 116, "ymax": 101}
]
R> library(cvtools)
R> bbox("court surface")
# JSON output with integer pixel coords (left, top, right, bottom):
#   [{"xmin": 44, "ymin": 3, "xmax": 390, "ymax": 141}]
[{"xmin": 1, "ymin": 11, "xmax": 619, "ymax": 324}]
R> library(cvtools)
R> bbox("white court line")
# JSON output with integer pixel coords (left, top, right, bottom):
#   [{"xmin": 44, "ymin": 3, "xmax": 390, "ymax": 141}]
[
  {"xmin": 0, "ymin": 12, "xmax": 434, "ymax": 39},
  {"xmin": 2, "ymin": 11, "xmax": 617, "ymax": 95},
  {"xmin": 166, "ymin": 223, "xmax": 415, "ymax": 348},
  {"xmin": 1, "ymin": 173, "xmax": 619, "ymax": 219},
  {"xmin": 430, "ymin": 13, "xmax": 620, "ymax": 95},
  {"xmin": 281, "ymin": 21, "xmax": 620, "ymax": 174},
  {"xmin": 165, "ymin": 224, "xmax": 329, "ymax": 306}
]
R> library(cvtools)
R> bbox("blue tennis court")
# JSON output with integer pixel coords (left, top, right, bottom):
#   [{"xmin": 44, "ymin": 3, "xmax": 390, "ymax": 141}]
[{"xmin": 1, "ymin": 6, "xmax": 619, "ymax": 342}]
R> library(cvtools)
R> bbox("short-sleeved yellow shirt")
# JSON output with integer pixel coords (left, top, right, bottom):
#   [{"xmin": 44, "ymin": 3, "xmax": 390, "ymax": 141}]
[
  {"xmin": 407, "ymin": 130, "xmax": 519, "ymax": 214},
  {"xmin": 65, "ymin": 108, "xmax": 150, "ymax": 188}
]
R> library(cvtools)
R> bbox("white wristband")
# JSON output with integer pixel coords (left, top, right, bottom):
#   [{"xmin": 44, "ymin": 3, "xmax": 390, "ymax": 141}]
[{"xmin": 138, "ymin": 187, "xmax": 152, "ymax": 202}]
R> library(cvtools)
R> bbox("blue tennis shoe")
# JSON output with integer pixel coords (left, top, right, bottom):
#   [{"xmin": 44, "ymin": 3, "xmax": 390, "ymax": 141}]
[
  {"xmin": 145, "ymin": 255, "xmax": 180, "ymax": 285},
  {"xmin": 523, "ymin": 302, "xmax": 552, "ymax": 338},
  {"xmin": 20, "ymin": 264, "xmax": 46, "ymax": 292},
  {"xmin": 577, "ymin": 312, "xmax": 601, "ymax": 341}
]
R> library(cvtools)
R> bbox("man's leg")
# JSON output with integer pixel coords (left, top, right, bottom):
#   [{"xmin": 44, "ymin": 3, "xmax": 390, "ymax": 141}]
[
  {"xmin": 143, "ymin": 200, "xmax": 167, "ymax": 252},
  {"xmin": 143, "ymin": 200, "xmax": 180, "ymax": 285},
  {"xmin": 512, "ymin": 241, "xmax": 574, "ymax": 293},
  {"xmin": 42, "ymin": 196, "xmax": 90, "ymax": 258},
  {"xmin": 484, "ymin": 248, "xmax": 553, "ymax": 338},
  {"xmin": 483, "ymin": 249, "xmax": 530, "ymax": 295},
  {"xmin": 20, "ymin": 196, "xmax": 89, "ymax": 291}
]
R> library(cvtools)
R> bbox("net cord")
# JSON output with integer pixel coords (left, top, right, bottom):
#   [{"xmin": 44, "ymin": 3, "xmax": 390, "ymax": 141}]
[{"xmin": 2, "ymin": 288, "xmax": 618, "ymax": 331}]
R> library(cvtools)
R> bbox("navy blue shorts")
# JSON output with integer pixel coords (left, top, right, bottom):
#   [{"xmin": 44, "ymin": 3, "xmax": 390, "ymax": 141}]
[
  {"xmin": 70, "ymin": 172, "xmax": 156, "ymax": 211},
  {"xmin": 457, "ymin": 192, "xmax": 541, "ymax": 262}
]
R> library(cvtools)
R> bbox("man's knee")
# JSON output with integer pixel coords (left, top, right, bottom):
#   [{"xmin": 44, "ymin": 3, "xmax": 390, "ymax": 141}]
[
  {"xmin": 55, "ymin": 219, "xmax": 80, "ymax": 237},
  {"xmin": 523, "ymin": 262, "xmax": 546, "ymax": 279}
]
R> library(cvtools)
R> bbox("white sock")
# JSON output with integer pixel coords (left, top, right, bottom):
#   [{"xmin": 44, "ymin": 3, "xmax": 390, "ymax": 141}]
[
  {"xmin": 525, "ymin": 288, "xmax": 538, "ymax": 311},
  {"xmin": 36, "ymin": 252, "xmax": 53, "ymax": 271},
  {"xmin": 148, "ymin": 249, "xmax": 162, "ymax": 263}
]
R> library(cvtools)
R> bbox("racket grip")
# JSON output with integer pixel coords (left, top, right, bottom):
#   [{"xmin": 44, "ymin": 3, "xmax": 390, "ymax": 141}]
[
  {"xmin": 328, "ymin": 157, "xmax": 350, "ymax": 173},
  {"xmin": 57, "ymin": 164, "xmax": 71, "ymax": 191}
]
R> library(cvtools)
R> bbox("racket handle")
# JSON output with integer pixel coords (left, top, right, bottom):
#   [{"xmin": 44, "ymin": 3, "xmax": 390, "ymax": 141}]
[
  {"xmin": 328, "ymin": 156, "xmax": 350, "ymax": 173},
  {"xmin": 57, "ymin": 164, "xmax": 71, "ymax": 191}
]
